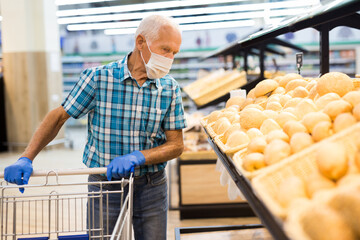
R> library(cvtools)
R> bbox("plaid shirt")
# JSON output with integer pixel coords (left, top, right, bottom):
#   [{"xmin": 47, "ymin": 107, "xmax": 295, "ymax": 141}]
[{"xmin": 62, "ymin": 53, "xmax": 187, "ymax": 176}]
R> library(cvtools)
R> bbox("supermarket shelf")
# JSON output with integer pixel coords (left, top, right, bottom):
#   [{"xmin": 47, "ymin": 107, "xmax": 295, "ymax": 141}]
[{"xmin": 204, "ymin": 128, "xmax": 290, "ymax": 240}]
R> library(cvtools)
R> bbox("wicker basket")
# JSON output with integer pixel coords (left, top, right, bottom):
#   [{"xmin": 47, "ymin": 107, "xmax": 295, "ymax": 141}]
[
  {"xmin": 232, "ymin": 149, "xmax": 267, "ymax": 180},
  {"xmin": 251, "ymin": 122, "xmax": 360, "ymax": 220},
  {"xmin": 204, "ymin": 122, "xmax": 218, "ymax": 139},
  {"xmin": 214, "ymin": 134, "xmax": 248, "ymax": 157},
  {"xmin": 200, "ymin": 116, "xmax": 209, "ymax": 128}
]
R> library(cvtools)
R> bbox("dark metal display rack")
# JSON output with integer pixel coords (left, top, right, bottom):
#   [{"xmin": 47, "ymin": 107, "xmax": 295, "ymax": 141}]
[
  {"xmin": 197, "ymin": 2, "xmax": 360, "ymax": 239},
  {"xmin": 190, "ymin": 0, "xmax": 360, "ymax": 110},
  {"xmin": 204, "ymin": 128, "xmax": 290, "ymax": 240}
]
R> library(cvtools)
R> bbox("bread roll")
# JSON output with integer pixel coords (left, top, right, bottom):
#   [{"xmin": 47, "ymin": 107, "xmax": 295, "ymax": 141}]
[
  {"xmin": 284, "ymin": 97, "xmax": 302, "ymax": 108},
  {"xmin": 333, "ymin": 113, "xmax": 356, "ymax": 133},
  {"xmin": 272, "ymin": 86, "xmax": 286, "ymax": 95},
  {"xmin": 285, "ymin": 79, "xmax": 308, "ymax": 92},
  {"xmin": 317, "ymin": 142, "xmax": 348, "ymax": 181},
  {"xmin": 301, "ymin": 112, "xmax": 331, "ymax": 134},
  {"xmin": 290, "ymin": 132, "xmax": 314, "ymax": 153},
  {"xmin": 214, "ymin": 117, "xmax": 232, "ymax": 135},
  {"xmin": 246, "ymin": 128, "xmax": 264, "ymax": 140},
  {"xmin": 260, "ymin": 118, "xmax": 281, "ymax": 135},
  {"xmin": 279, "ymin": 73, "xmax": 302, "ymax": 88},
  {"xmin": 282, "ymin": 107, "xmax": 298, "ymax": 116},
  {"xmin": 243, "ymin": 103, "xmax": 264, "ymax": 111},
  {"xmin": 226, "ymin": 96, "xmax": 246, "ymax": 108},
  {"xmin": 264, "ymin": 139, "xmax": 291, "ymax": 165},
  {"xmin": 283, "ymin": 120, "xmax": 308, "ymax": 138},
  {"xmin": 220, "ymin": 111, "xmax": 240, "ymax": 123},
  {"xmin": 342, "ymin": 90, "xmax": 360, "ymax": 107},
  {"xmin": 266, "ymin": 130, "xmax": 289, "ymax": 143},
  {"xmin": 266, "ymin": 101, "xmax": 282, "ymax": 112},
  {"xmin": 225, "ymin": 130, "xmax": 250, "ymax": 148},
  {"xmin": 305, "ymin": 79, "xmax": 317, "ymax": 91},
  {"xmin": 275, "ymin": 112, "xmax": 298, "ymax": 128},
  {"xmin": 242, "ymin": 153, "xmax": 266, "ymax": 172},
  {"xmin": 263, "ymin": 109, "xmax": 278, "ymax": 120},
  {"xmin": 223, "ymin": 123, "xmax": 242, "ymax": 143},
  {"xmin": 292, "ymin": 86, "xmax": 309, "ymax": 98},
  {"xmin": 279, "ymin": 94, "xmax": 292, "ymax": 106},
  {"xmin": 240, "ymin": 108, "xmax": 268, "ymax": 130},
  {"xmin": 323, "ymin": 99, "xmax": 352, "ymax": 120},
  {"xmin": 353, "ymin": 102, "xmax": 360, "ymax": 120},
  {"xmin": 278, "ymin": 176, "xmax": 308, "ymax": 208},
  {"xmin": 240, "ymin": 98, "xmax": 254, "ymax": 110},
  {"xmin": 267, "ymin": 94, "xmax": 281, "ymax": 104},
  {"xmin": 207, "ymin": 110, "xmax": 222, "ymax": 123},
  {"xmin": 247, "ymin": 89, "xmax": 256, "ymax": 99},
  {"xmin": 305, "ymin": 172, "xmax": 336, "ymax": 198},
  {"xmin": 300, "ymin": 203, "xmax": 356, "ymax": 240},
  {"xmin": 315, "ymin": 92, "xmax": 341, "ymax": 109},
  {"xmin": 312, "ymin": 121, "xmax": 333, "ymax": 142},
  {"xmin": 316, "ymin": 72, "xmax": 354, "ymax": 97},
  {"xmin": 254, "ymin": 79, "xmax": 279, "ymax": 97},
  {"xmin": 247, "ymin": 137, "xmax": 267, "ymax": 153},
  {"xmin": 295, "ymin": 99, "xmax": 317, "ymax": 119}
]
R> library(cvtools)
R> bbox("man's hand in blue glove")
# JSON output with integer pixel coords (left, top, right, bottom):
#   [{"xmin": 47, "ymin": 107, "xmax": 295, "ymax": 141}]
[
  {"xmin": 4, "ymin": 157, "xmax": 33, "ymax": 193},
  {"xmin": 107, "ymin": 151, "xmax": 145, "ymax": 181}
]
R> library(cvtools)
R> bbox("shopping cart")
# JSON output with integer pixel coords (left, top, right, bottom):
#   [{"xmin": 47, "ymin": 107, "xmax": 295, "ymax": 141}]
[{"xmin": 0, "ymin": 168, "xmax": 133, "ymax": 240}]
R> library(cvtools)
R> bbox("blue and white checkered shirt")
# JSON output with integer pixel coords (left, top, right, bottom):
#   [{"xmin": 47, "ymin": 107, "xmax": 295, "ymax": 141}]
[{"xmin": 62, "ymin": 53, "xmax": 187, "ymax": 176}]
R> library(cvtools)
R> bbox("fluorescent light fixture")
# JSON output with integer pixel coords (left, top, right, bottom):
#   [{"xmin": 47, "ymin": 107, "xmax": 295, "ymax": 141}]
[
  {"xmin": 55, "ymin": 0, "xmax": 118, "ymax": 5},
  {"xmin": 66, "ymin": 9, "xmax": 307, "ymax": 31},
  {"xmin": 104, "ymin": 19, "xmax": 256, "ymax": 35},
  {"xmin": 57, "ymin": 0, "xmax": 248, "ymax": 17},
  {"xmin": 57, "ymin": 0, "xmax": 319, "ymax": 17}
]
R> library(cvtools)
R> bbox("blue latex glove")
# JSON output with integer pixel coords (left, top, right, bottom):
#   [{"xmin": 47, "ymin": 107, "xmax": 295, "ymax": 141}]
[
  {"xmin": 107, "ymin": 151, "xmax": 145, "ymax": 180},
  {"xmin": 4, "ymin": 157, "xmax": 33, "ymax": 193}
]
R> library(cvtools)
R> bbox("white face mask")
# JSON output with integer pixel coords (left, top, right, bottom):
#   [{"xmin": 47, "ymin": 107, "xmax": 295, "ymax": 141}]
[{"xmin": 140, "ymin": 40, "xmax": 174, "ymax": 79}]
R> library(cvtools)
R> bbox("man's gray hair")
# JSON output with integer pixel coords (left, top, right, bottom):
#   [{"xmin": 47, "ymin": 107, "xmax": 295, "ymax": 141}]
[{"xmin": 135, "ymin": 15, "xmax": 181, "ymax": 42}]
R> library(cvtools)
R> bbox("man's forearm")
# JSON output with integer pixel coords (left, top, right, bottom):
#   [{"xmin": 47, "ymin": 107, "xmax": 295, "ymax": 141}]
[
  {"xmin": 21, "ymin": 107, "xmax": 70, "ymax": 161},
  {"xmin": 141, "ymin": 141, "xmax": 184, "ymax": 165}
]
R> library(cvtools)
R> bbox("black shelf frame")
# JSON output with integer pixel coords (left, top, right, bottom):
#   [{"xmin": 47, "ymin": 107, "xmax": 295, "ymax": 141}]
[{"xmin": 203, "ymin": 128, "xmax": 290, "ymax": 240}]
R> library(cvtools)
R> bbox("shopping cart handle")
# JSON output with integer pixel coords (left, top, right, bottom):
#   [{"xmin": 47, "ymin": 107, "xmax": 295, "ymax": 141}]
[{"xmin": 0, "ymin": 167, "xmax": 107, "ymax": 178}]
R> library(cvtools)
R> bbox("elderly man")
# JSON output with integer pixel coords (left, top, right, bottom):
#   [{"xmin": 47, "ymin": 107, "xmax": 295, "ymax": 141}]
[{"xmin": 4, "ymin": 15, "xmax": 186, "ymax": 240}]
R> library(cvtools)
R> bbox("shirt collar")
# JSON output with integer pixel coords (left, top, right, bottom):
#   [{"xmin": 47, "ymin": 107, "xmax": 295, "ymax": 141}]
[{"xmin": 120, "ymin": 52, "xmax": 161, "ymax": 89}]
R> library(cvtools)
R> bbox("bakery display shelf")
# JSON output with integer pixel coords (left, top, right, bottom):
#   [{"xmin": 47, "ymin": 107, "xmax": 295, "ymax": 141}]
[{"xmin": 203, "ymin": 127, "xmax": 290, "ymax": 240}]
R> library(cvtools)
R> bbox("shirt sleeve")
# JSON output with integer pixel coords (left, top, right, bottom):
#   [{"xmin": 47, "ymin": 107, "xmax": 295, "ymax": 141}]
[
  {"xmin": 162, "ymin": 83, "xmax": 187, "ymax": 131},
  {"xmin": 61, "ymin": 68, "xmax": 96, "ymax": 119}
]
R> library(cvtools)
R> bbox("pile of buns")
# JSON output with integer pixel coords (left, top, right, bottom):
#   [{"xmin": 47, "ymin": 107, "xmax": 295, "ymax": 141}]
[
  {"xmin": 203, "ymin": 72, "xmax": 360, "ymax": 175},
  {"xmin": 278, "ymin": 140, "xmax": 360, "ymax": 240}
]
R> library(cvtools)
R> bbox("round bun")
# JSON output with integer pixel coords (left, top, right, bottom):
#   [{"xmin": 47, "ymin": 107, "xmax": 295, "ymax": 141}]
[
  {"xmin": 247, "ymin": 137, "xmax": 267, "ymax": 153},
  {"xmin": 290, "ymin": 132, "xmax": 314, "ymax": 154},
  {"xmin": 207, "ymin": 110, "xmax": 222, "ymax": 123},
  {"xmin": 315, "ymin": 93, "xmax": 341, "ymax": 110},
  {"xmin": 266, "ymin": 101, "xmax": 283, "ymax": 112},
  {"xmin": 242, "ymin": 152, "xmax": 266, "ymax": 172},
  {"xmin": 279, "ymin": 94, "xmax": 292, "ymax": 106},
  {"xmin": 317, "ymin": 142, "xmax": 348, "ymax": 181},
  {"xmin": 323, "ymin": 99, "xmax": 352, "ymax": 120},
  {"xmin": 225, "ymin": 130, "xmax": 250, "ymax": 148},
  {"xmin": 285, "ymin": 79, "xmax": 308, "ymax": 92},
  {"xmin": 226, "ymin": 96, "xmax": 246, "ymax": 108},
  {"xmin": 246, "ymin": 128, "xmax": 264, "ymax": 140},
  {"xmin": 316, "ymin": 72, "xmax": 354, "ymax": 97},
  {"xmin": 292, "ymin": 86, "xmax": 309, "ymax": 98},
  {"xmin": 266, "ymin": 129, "xmax": 289, "ymax": 143},
  {"xmin": 213, "ymin": 117, "xmax": 232, "ymax": 135},
  {"xmin": 223, "ymin": 123, "xmax": 242, "ymax": 143},
  {"xmin": 284, "ymin": 97, "xmax": 302, "ymax": 108},
  {"xmin": 305, "ymin": 172, "xmax": 336, "ymax": 198},
  {"xmin": 272, "ymin": 87, "xmax": 286, "ymax": 95},
  {"xmin": 295, "ymin": 99, "xmax": 317, "ymax": 119},
  {"xmin": 312, "ymin": 121, "xmax": 333, "ymax": 142},
  {"xmin": 301, "ymin": 112, "xmax": 331, "ymax": 134},
  {"xmin": 243, "ymin": 103, "xmax": 264, "ymax": 111},
  {"xmin": 342, "ymin": 91, "xmax": 360, "ymax": 107},
  {"xmin": 240, "ymin": 108, "xmax": 268, "ymax": 130},
  {"xmin": 254, "ymin": 79, "xmax": 279, "ymax": 97},
  {"xmin": 333, "ymin": 113, "xmax": 356, "ymax": 133},
  {"xmin": 263, "ymin": 110, "xmax": 278, "ymax": 119},
  {"xmin": 260, "ymin": 118, "xmax": 281, "ymax": 135},
  {"xmin": 283, "ymin": 120, "xmax": 308, "ymax": 138},
  {"xmin": 275, "ymin": 112, "xmax": 298, "ymax": 128},
  {"xmin": 240, "ymin": 98, "xmax": 254, "ymax": 110},
  {"xmin": 264, "ymin": 139, "xmax": 291, "ymax": 165},
  {"xmin": 279, "ymin": 73, "xmax": 302, "ymax": 88}
]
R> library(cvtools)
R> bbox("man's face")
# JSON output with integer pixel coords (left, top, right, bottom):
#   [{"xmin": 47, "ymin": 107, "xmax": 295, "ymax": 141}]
[{"xmin": 140, "ymin": 25, "xmax": 182, "ymax": 63}]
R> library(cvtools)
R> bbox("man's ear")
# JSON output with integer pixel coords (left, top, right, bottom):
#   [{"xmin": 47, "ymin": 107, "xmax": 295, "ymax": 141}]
[{"xmin": 135, "ymin": 34, "xmax": 145, "ymax": 51}]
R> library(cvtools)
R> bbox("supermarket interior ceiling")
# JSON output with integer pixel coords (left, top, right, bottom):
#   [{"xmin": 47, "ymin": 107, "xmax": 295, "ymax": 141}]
[{"xmin": 55, "ymin": 0, "xmax": 321, "ymax": 35}]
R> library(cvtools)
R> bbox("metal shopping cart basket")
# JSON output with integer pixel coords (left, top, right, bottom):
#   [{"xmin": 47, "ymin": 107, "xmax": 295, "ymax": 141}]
[{"xmin": 0, "ymin": 168, "xmax": 133, "ymax": 240}]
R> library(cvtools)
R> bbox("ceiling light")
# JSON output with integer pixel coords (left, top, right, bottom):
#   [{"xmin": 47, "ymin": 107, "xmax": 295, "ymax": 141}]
[
  {"xmin": 66, "ymin": 8, "xmax": 307, "ymax": 31},
  {"xmin": 104, "ymin": 20, "xmax": 256, "ymax": 35},
  {"xmin": 57, "ymin": 0, "xmax": 319, "ymax": 17}
]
